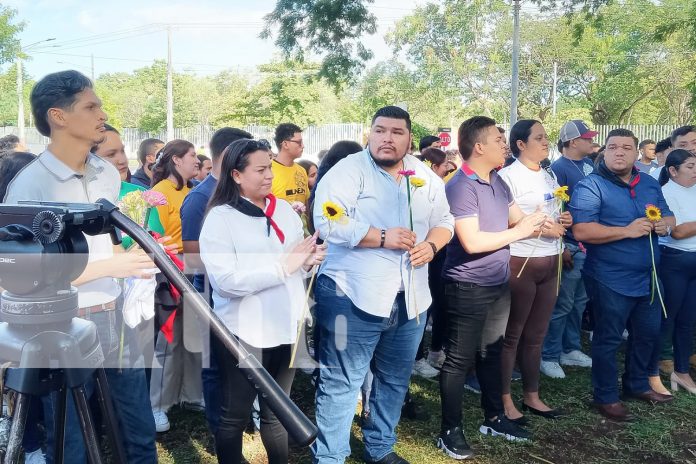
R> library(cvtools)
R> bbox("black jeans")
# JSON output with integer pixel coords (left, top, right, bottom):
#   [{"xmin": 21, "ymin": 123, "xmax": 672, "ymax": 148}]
[
  {"xmin": 440, "ymin": 281, "xmax": 510, "ymax": 430},
  {"xmin": 212, "ymin": 336, "xmax": 295, "ymax": 464},
  {"xmin": 416, "ymin": 250, "xmax": 448, "ymax": 360}
]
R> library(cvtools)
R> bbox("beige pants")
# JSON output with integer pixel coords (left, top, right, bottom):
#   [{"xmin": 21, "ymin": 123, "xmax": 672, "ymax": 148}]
[{"xmin": 149, "ymin": 305, "xmax": 204, "ymax": 411}]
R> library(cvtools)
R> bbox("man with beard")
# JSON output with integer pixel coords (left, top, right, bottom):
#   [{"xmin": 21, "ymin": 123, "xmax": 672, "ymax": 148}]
[{"xmin": 311, "ymin": 106, "xmax": 454, "ymax": 464}]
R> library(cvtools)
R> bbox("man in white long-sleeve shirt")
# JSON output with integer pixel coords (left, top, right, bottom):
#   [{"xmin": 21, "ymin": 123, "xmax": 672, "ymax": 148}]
[{"xmin": 311, "ymin": 106, "xmax": 454, "ymax": 464}]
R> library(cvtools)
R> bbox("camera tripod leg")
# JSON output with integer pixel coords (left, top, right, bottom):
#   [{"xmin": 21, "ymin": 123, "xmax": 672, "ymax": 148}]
[
  {"xmin": 71, "ymin": 385, "xmax": 104, "ymax": 464},
  {"xmin": 4, "ymin": 392, "xmax": 29, "ymax": 464},
  {"xmin": 93, "ymin": 368, "xmax": 127, "ymax": 464},
  {"xmin": 53, "ymin": 386, "xmax": 67, "ymax": 464}
]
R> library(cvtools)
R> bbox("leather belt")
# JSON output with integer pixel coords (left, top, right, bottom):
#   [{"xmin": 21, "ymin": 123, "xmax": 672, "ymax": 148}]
[{"xmin": 78, "ymin": 300, "xmax": 117, "ymax": 318}]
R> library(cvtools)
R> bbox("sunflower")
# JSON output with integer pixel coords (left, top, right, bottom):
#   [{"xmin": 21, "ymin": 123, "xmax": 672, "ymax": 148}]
[
  {"xmin": 645, "ymin": 204, "xmax": 662, "ymax": 222},
  {"xmin": 322, "ymin": 201, "xmax": 346, "ymax": 222},
  {"xmin": 409, "ymin": 177, "xmax": 426, "ymax": 188},
  {"xmin": 553, "ymin": 185, "xmax": 570, "ymax": 203}
]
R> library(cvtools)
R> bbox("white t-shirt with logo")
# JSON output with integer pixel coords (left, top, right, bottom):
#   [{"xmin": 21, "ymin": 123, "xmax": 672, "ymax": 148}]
[{"xmin": 499, "ymin": 160, "xmax": 564, "ymax": 258}]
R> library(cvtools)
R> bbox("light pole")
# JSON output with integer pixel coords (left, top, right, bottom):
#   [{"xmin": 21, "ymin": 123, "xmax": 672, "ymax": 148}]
[
  {"xmin": 510, "ymin": 0, "xmax": 521, "ymax": 126},
  {"xmin": 17, "ymin": 38, "xmax": 56, "ymax": 140}
]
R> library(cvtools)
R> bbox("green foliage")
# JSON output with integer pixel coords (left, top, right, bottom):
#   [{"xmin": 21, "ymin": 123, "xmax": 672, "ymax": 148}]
[{"xmin": 262, "ymin": 0, "xmax": 377, "ymax": 88}]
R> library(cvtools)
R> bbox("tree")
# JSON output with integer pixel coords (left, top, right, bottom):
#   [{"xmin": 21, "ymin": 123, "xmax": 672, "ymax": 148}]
[{"xmin": 262, "ymin": 0, "xmax": 377, "ymax": 87}]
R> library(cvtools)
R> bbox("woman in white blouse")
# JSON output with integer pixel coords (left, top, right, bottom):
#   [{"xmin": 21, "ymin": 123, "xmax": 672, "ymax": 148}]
[
  {"xmin": 498, "ymin": 120, "xmax": 572, "ymax": 423},
  {"xmin": 649, "ymin": 149, "xmax": 696, "ymax": 395},
  {"xmin": 199, "ymin": 139, "xmax": 324, "ymax": 464}
]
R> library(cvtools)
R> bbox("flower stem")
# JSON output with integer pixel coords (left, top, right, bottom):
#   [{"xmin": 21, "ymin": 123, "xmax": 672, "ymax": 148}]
[
  {"xmin": 649, "ymin": 232, "xmax": 667, "ymax": 317},
  {"xmin": 516, "ymin": 230, "xmax": 544, "ymax": 278},
  {"xmin": 143, "ymin": 207, "xmax": 151, "ymax": 230}
]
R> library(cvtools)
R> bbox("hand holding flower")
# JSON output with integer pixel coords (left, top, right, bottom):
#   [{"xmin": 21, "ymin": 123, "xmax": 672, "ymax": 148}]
[
  {"xmin": 409, "ymin": 241, "xmax": 435, "ymax": 267},
  {"xmin": 653, "ymin": 219, "xmax": 670, "ymax": 237},
  {"xmin": 384, "ymin": 227, "xmax": 417, "ymax": 251},
  {"xmin": 625, "ymin": 217, "xmax": 653, "ymax": 238},
  {"xmin": 559, "ymin": 211, "xmax": 573, "ymax": 229}
]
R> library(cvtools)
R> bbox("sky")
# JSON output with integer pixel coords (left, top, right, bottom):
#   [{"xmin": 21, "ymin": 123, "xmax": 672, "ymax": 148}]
[{"xmin": 3, "ymin": 0, "xmax": 427, "ymax": 80}]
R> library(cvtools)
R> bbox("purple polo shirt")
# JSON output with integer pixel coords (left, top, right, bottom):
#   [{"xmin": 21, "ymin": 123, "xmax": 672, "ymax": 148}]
[{"xmin": 443, "ymin": 164, "xmax": 515, "ymax": 286}]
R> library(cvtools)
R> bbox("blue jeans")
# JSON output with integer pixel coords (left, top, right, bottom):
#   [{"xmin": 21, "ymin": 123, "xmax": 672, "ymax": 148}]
[
  {"xmin": 584, "ymin": 275, "xmax": 661, "ymax": 404},
  {"xmin": 542, "ymin": 243, "xmax": 588, "ymax": 362},
  {"xmin": 650, "ymin": 247, "xmax": 696, "ymax": 374},
  {"xmin": 43, "ymin": 310, "xmax": 156, "ymax": 464},
  {"xmin": 312, "ymin": 275, "xmax": 424, "ymax": 463}
]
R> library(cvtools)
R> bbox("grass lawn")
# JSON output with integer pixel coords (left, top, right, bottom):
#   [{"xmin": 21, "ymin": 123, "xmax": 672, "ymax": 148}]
[{"xmin": 155, "ymin": 340, "xmax": 696, "ymax": 463}]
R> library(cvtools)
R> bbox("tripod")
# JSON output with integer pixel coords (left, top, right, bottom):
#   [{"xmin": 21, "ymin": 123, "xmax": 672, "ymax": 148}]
[
  {"xmin": 0, "ymin": 199, "xmax": 318, "ymax": 464},
  {"xmin": 0, "ymin": 288, "xmax": 127, "ymax": 464}
]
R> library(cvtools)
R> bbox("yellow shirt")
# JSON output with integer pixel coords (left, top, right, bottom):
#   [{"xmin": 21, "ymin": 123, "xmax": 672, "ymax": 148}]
[
  {"xmin": 152, "ymin": 179, "xmax": 191, "ymax": 251},
  {"xmin": 271, "ymin": 160, "xmax": 309, "ymax": 204}
]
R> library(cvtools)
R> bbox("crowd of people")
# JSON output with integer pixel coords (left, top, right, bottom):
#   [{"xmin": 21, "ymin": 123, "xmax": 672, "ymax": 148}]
[{"xmin": 1, "ymin": 69, "xmax": 696, "ymax": 464}]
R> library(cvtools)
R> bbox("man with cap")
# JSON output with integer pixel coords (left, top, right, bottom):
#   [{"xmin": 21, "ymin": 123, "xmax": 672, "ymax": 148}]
[{"xmin": 540, "ymin": 120, "xmax": 597, "ymax": 379}]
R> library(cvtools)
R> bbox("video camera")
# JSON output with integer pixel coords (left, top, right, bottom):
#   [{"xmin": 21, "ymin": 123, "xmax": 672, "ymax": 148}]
[{"xmin": 0, "ymin": 200, "xmax": 317, "ymax": 453}]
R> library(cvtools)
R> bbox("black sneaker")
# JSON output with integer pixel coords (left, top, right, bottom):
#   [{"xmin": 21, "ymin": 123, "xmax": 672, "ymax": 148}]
[
  {"xmin": 437, "ymin": 427, "xmax": 474, "ymax": 460},
  {"xmin": 479, "ymin": 416, "xmax": 531, "ymax": 442}
]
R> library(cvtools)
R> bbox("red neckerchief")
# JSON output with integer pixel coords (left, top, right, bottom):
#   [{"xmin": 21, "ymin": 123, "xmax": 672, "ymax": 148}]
[
  {"xmin": 149, "ymin": 231, "xmax": 185, "ymax": 344},
  {"xmin": 264, "ymin": 194, "xmax": 285, "ymax": 244}
]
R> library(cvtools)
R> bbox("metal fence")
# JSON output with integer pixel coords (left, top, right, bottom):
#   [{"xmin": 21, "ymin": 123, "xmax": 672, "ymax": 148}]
[{"xmin": 0, "ymin": 123, "xmax": 681, "ymax": 164}]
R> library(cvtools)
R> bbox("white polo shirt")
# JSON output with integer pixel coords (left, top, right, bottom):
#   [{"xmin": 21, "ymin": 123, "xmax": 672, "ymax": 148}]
[{"xmin": 4, "ymin": 150, "xmax": 122, "ymax": 308}]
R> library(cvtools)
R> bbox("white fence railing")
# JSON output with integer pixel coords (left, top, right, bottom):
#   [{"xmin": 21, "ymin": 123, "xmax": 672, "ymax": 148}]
[{"xmin": 1, "ymin": 123, "xmax": 682, "ymax": 164}]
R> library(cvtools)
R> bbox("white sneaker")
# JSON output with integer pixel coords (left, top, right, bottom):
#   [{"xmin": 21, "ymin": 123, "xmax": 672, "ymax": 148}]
[
  {"xmin": 25, "ymin": 450, "xmax": 46, "ymax": 464},
  {"xmin": 427, "ymin": 350, "xmax": 445, "ymax": 369},
  {"xmin": 152, "ymin": 409, "xmax": 170, "ymax": 433},
  {"xmin": 540, "ymin": 360, "xmax": 566, "ymax": 379},
  {"xmin": 412, "ymin": 358, "xmax": 439, "ymax": 378},
  {"xmin": 560, "ymin": 350, "xmax": 592, "ymax": 368}
]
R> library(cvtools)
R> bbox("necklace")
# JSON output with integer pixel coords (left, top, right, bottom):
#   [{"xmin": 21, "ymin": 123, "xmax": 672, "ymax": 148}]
[{"xmin": 564, "ymin": 156, "xmax": 590, "ymax": 177}]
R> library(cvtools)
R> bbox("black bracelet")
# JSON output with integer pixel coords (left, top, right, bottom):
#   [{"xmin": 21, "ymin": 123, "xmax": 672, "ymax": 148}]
[
  {"xmin": 380, "ymin": 229, "xmax": 386, "ymax": 248},
  {"xmin": 427, "ymin": 241, "xmax": 437, "ymax": 255}
]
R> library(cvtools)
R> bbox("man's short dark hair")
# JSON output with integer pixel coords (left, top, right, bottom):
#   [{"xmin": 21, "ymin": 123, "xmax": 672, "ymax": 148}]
[
  {"xmin": 30, "ymin": 70, "xmax": 93, "ymax": 137},
  {"xmin": 639, "ymin": 139, "xmax": 656, "ymax": 149},
  {"xmin": 196, "ymin": 154, "xmax": 210, "ymax": 165},
  {"xmin": 419, "ymin": 135, "xmax": 440, "ymax": 152},
  {"xmin": 0, "ymin": 134, "xmax": 20, "ymax": 153},
  {"xmin": 605, "ymin": 128, "xmax": 638, "ymax": 148},
  {"xmin": 458, "ymin": 116, "xmax": 497, "ymax": 161},
  {"xmin": 655, "ymin": 137, "xmax": 672, "ymax": 153},
  {"xmin": 210, "ymin": 127, "xmax": 253, "ymax": 160},
  {"xmin": 274, "ymin": 123, "xmax": 302, "ymax": 149},
  {"xmin": 137, "ymin": 138, "xmax": 164, "ymax": 165},
  {"xmin": 671, "ymin": 125, "xmax": 696, "ymax": 144},
  {"xmin": 371, "ymin": 106, "xmax": 412, "ymax": 132}
]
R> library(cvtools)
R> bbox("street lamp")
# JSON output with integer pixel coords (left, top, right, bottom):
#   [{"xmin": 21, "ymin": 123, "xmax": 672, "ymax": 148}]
[{"xmin": 17, "ymin": 38, "xmax": 56, "ymax": 140}]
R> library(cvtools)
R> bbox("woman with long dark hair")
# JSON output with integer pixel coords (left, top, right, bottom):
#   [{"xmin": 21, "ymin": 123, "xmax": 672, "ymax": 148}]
[
  {"xmin": 200, "ymin": 139, "xmax": 325, "ymax": 463},
  {"xmin": 647, "ymin": 149, "xmax": 696, "ymax": 395},
  {"xmin": 151, "ymin": 139, "xmax": 199, "ymax": 251},
  {"xmin": 149, "ymin": 138, "xmax": 201, "ymax": 433},
  {"xmin": 499, "ymin": 119, "xmax": 571, "ymax": 422}
]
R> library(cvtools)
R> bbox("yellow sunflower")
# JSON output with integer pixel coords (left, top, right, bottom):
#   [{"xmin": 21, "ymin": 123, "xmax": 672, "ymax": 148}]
[
  {"xmin": 553, "ymin": 185, "xmax": 570, "ymax": 203},
  {"xmin": 645, "ymin": 204, "xmax": 662, "ymax": 222},
  {"xmin": 409, "ymin": 177, "xmax": 426, "ymax": 188},
  {"xmin": 322, "ymin": 201, "xmax": 346, "ymax": 222}
]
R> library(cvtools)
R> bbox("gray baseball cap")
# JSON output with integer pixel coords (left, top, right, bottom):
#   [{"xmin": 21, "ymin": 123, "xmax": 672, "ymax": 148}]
[{"xmin": 559, "ymin": 120, "xmax": 598, "ymax": 142}]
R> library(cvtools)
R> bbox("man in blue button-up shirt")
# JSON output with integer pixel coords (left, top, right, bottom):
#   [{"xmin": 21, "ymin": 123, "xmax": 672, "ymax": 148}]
[
  {"xmin": 311, "ymin": 106, "xmax": 454, "ymax": 464},
  {"xmin": 571, "ymin": 128, "xmax": 676, "ymax": 422}
]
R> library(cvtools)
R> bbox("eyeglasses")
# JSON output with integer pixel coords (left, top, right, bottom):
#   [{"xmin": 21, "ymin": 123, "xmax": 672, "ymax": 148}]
[{"xmin": 286, "ymin": 139, "xmax": 304, "ymax": 147}]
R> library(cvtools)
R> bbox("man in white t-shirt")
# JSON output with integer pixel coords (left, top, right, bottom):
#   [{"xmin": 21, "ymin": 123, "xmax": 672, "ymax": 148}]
[{"xmin": 4, "ymin": 70, "xmax": 157, "ymax": 464}]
